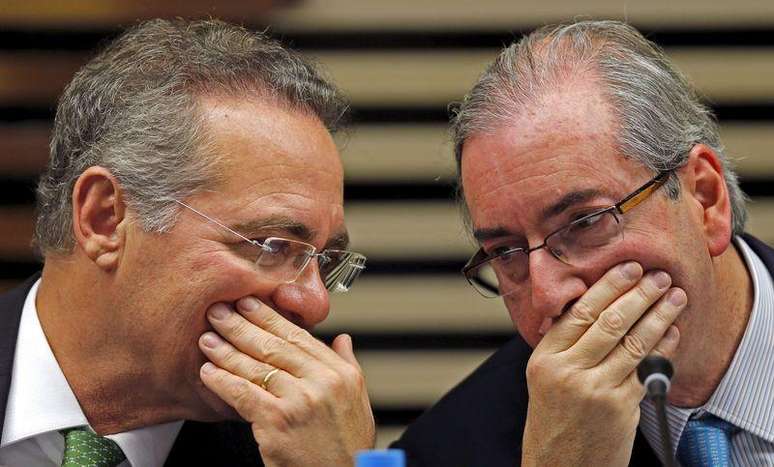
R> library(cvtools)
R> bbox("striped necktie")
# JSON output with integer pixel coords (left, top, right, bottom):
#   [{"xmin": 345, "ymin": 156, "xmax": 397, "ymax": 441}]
[
  {"xmin": 676, "ymin": 414, "xmax": 739, "ymax": 467},
  {"xmin": 61, "ymin": 427, "xmax": 126, "ymax": 467}
]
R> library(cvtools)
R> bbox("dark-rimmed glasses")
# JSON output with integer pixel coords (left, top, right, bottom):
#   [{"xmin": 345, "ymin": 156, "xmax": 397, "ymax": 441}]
[
  {"xmin": 174, "ymin": 200, "xmax": 366, "ymax": 293},
  {"xmin": 462, "ymin": 171, "xmax": 671, "ymax": 298}
]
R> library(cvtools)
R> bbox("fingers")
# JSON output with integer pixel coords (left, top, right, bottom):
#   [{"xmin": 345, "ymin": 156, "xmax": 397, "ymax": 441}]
[
  {"xmin": 619, "ymin": 324, "xmax": 681, "ymax": 399},
  {"xmin": 234, "ymin": 297, "xmax": 344, "ymax": 367},
  {"xmin": 199, "ymin": 332, "xmax": 295, "ymax": 397},
  {"xmin": 541, "ymin": 262, "xmax": 643, "ymax": 352},
  {"xmin": 199, "ymin": 362, "xmax": 275, "ymax": 421},
  {"xmin": 207, "ymin": 303, "xmax": 315, "ymax": 377},
  {"xmin": 604, "ymin": 289, "xmax": 685, "ymax": 383},
  {"xmin": 331, "ymin": 334, "xmax": 362, "ymax": 370},
  {"xmin": 650, "ymin": 324, "xmax": 681, "ymax": 361},
  {"xmin": 568, "ymin": 270, "xmax": 674, "ymax": 366}
]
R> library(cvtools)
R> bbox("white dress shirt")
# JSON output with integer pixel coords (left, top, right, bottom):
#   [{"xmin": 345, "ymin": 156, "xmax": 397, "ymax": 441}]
[
  {"xmin": 640, "ymin": 236, "xmax": 774, "ymax": 465},
  {"xmin": 0, "ymin": 279, "xmax": 184, "ymax": 467}
]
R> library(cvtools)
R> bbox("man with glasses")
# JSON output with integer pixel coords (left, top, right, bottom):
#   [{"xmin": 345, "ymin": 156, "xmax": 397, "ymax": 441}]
[
  {"xmin": 0, "ymin": 19, "xmax": 375, "ymax": 467},
  {"xmin": 394, "ymin": 20, "xmax": 773, "ymax": 466}
]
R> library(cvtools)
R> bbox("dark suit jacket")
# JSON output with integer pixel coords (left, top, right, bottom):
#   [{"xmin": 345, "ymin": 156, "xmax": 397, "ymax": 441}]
[
  {"xmin": 393, "ymin": 234, "xmax": 774, "ymax": 467},
  {"xmin": 0, "ymin": 274, "xmax": 264, "ymax": 466}
]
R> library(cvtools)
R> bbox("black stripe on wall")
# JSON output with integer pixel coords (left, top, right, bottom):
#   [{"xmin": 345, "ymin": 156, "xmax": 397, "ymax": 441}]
[
  {"xmin": 3, "ymin": 103, "xmax": 772, "ymax": 124},
  {"xmin": 3, "ymin": 27, "xmax": 774, "ymax": 52},
  {"xmin": 2, "ymin": 178, "xmax": 774, "ymax": 205}
]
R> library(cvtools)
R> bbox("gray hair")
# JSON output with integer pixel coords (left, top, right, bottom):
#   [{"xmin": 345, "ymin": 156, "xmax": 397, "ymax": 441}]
[
  {"xmin": 35, "ymin": 18, "xmax": 349, "ymax": 255},
  {"xmin": 451, "ymin": 19, "xmax": 747, "ymax": 234}
]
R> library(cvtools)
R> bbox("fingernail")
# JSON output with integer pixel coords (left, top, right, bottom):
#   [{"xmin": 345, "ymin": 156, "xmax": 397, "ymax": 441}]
[
  {"xmin": 621, "ymin": 262, "xmax": 641, "ymax": 280},
  {"xmin": 239, "ymin": 296, "xmax": 262, "ymax": 312},
  {"xmin": 201, "ymin": 362, "xmax": 217, "ymax": 375},
  {"xmin": 201, "ymin": 333, "xmax": 222, "ymax": 349},
  {"xmin": 208, "ymin": 304, "xmax": 231, "ymax": 320},
  {"xmin": 668, "ymin": 288, "xmax": 687, "ymax": 307},
  {"xmin": 651, "ymin": 271, "xmax": 671, "ymax": 290}
]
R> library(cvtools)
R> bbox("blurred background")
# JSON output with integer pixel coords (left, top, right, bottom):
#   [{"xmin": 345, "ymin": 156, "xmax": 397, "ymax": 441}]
[{"xmin": 1, "ymin": 0, "xmax": 773, "ymax": 447}]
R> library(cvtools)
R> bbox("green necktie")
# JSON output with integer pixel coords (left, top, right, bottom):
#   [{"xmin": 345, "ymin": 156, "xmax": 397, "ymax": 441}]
[{"xmin": 61, "ymin": 427, "xmax": 126, "ymax": 467}]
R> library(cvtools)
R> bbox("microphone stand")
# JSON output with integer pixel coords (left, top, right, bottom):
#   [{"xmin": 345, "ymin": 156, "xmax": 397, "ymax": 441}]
[{"xmin": 638, "ymin": 356, "xmax": 676, "ymax": 467}]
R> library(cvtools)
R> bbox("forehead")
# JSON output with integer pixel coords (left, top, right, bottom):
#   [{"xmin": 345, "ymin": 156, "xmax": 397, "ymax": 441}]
[
  {"xmin": 460, "ymin": 83, "xmax": 649, "ymax": 231},
  {"xmin": 193, "ymin": 96, "xmax": 345, "ymax": 238}
]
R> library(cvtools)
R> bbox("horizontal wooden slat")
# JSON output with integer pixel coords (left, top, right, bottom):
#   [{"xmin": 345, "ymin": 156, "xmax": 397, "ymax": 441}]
[
  {"xmin": 315, "ymin": 48, "xmax": 774, "ymax": 106},
  {"xmin": 339, "ymin": 122, "xmax": 774, "ymax": 182},
  {"xmin": 359, "ymin": 350, "xmax": 494, "ymax": 406},
  {"xmin": 0, "ymin": 0, "xmax": 280, "ymax": 29},
  {"xmin": 2, "ymin": 0, "xmax": 773, "ymax": 31},
  {"xmin": 2, "ymin": 48, "xmax": 774, "ymax": 107},
  {"xmin": 4, "ymin": 200, "xmax": 774, "ymax": 261},
  {"xmin": 323, "ymin": 276, "xmax": 511, "ymax": 333},
  {"xmin": 4, "ymin": 122, "xmax": 773, "ymax": 182},
  {"xmin": 267, "ymin": 0, "xmax": 774, "ymax": 32}
]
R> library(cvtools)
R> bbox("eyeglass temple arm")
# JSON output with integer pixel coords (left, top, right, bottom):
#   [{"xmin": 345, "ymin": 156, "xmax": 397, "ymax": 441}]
[
  {"xmin": 173, "ymin": 200, "xmax": 270, "ymax": 251},
  {"xmin": 616, "ymin": 171, "xmax": 670, "ymax": 214}
]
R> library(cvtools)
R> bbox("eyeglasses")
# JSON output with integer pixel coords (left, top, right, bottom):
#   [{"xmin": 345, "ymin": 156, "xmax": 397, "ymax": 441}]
[
  {"xmin": 462, "ymin": 171, "xmax": 670, "ymax": 298},
  {"xmin": 174, "ymin": 200, "xmax": 366, "ymax": 293}
]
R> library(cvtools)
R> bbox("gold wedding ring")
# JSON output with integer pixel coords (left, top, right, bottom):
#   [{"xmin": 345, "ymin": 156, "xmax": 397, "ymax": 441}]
[{"xmin": 260, "ymin": 368, "xmax": 280, "ymax": 391}]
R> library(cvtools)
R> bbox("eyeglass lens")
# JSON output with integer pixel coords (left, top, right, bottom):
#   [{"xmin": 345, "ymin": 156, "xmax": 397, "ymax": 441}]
[{"xmin": 468, "ymin": 210, "xmax": 623, "ymax": 297}]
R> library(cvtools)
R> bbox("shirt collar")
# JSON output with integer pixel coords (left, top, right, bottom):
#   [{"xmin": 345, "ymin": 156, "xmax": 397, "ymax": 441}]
[
  {"xmin": 0, "ymin": 279, "xmax": 184, "ymax": 467},
  {"xmin": 640, "ymin": 236, "xmax": 774, "ymax": 460}
]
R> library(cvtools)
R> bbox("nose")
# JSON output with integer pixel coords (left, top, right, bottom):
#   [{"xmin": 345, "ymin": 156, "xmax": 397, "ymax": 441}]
[
  {"xmin": 271, "ymin": 259, "xmax": 330, "ymax": 329},
  {"xmin": 527, "ymin": 247, "xmax": 587, "ymax": 322}
]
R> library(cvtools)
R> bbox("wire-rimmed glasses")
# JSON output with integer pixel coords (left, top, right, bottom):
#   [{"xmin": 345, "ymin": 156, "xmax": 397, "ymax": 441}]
[
  {"xmin": 174, "ymin": 200, "xmax": 366, "ymax": 293},
  {"xmin": 462, "ymin": 171, "xmax": 671, "ymax": 298}
]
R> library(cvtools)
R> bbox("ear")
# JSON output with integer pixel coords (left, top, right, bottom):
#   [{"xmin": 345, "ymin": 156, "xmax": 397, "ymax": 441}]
[
  {"xmin": 71, "ymin": 166, "xmax": 127, "ymax": 271},
  {"xmin": 679, "ymin": 144, "xmax": 733, "ymax": 257}
]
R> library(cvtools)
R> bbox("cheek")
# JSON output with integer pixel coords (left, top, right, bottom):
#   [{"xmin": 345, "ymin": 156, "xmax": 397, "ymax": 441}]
[{"xmin": 187, "ymin": 252, "xmax": 274, "ymax": 304}]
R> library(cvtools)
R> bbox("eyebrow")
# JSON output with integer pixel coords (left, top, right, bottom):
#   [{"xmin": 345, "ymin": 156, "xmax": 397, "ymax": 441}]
[
  {"xmin": 325, "ymin": 231, "xmax": 350, "ymax": 250},
  {"xmin": 231, "ymin": 215, "xmax": 315, "ymax": 243},
  {"xmin": 472, "ymin": 188, "xmax": 602, "ymax": 243},
  {"xmin": 231, "ymin": 216, "xmax": 351, "ymax": 250},
  {"xmin": 540, "ymin": 189, "xmax": 601, "ymax": 221}
]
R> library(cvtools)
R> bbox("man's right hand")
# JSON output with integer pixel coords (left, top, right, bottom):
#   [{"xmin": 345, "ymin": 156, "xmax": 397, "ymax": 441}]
[{"xmin": 521, "ymin": 262, "xmax": 686, "ymax": 467}]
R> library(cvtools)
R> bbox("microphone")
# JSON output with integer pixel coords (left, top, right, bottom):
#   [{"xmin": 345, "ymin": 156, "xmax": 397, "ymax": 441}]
[
  {"xmin": 637, "ymin": 356, "xmax": 675, "ymax": 467},
  {"xmin": 637, "ymin": 355, "xmax": 673, "ymax": 398}
]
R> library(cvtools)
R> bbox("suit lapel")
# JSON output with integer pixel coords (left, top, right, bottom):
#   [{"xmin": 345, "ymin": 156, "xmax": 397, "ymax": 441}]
[{"xmin": 0, "ymin": 273, "xmax": 41, "ymax": 443}]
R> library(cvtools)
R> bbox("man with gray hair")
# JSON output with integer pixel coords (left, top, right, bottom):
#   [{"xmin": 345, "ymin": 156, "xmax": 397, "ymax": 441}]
[
  {"xmin": 394, "ymin": 20, "xmax": 773, "ymax": 466},
  {"xmin": 0, "ymin": 18, "xmax": 375, "ymax": 466}
]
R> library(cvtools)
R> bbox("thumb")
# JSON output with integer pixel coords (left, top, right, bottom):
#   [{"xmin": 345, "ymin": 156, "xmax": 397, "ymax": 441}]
[{"xmin": 331, "ymin": 333, "xmax": 362, "ymax": 370}]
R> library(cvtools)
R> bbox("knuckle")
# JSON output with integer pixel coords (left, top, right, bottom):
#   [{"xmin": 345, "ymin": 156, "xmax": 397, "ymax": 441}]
[
  {"xmin": 341, "ymin": 365, "xmax": 365, "ymax": 388},
  {"xmin": 264, "ymin": 406, "xmax": 292, "ymax": 433},
  {"xmin": 245, "ymin": 363, "xmax": 268, "ymax": 385},
  {"xmin": 255, "ymin": 336, "xmax": 285, "ymax": 360},
  {"xmin": 229, "ymin": 378, "xmax": 254, "ymax": 414},
  {"xmin": 320, "ymin": 368, "xmax": 346, "ymax": 391},
  {"xmin": 598, "ymin": 309, "xmax": 625, "ymax": 335},
  {"xmin": 634, "ymin": 282, "xmax": 659, "ymax": 303},
  {"xmin": 285, "ymin": 327, "xmax": 311, "ymax": 346},
  {"xmin": 299, "ymin": 386, "xmax": 326, "ymax": 409},
  {"xmin": 219, "ymin": 347, "xmax": 241, "ymax": 368},
  {"xmin": 621, "ymin": 333, "xmax": 648, "ymax": 360},
  {"xmin": 227, "ymin": 319, "xmax": 252, "ymax": 341},
  {"xmin": 568, "ymin": 300, "xmax": 596, "ymax": 326}
]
